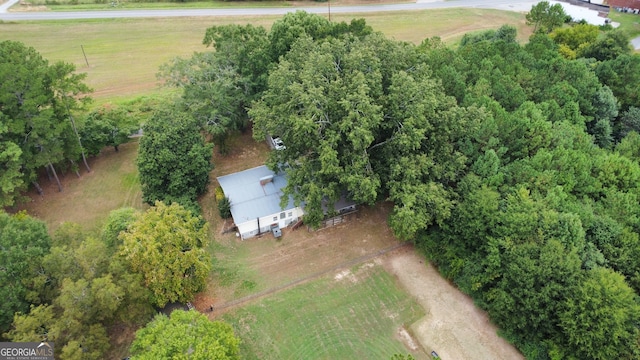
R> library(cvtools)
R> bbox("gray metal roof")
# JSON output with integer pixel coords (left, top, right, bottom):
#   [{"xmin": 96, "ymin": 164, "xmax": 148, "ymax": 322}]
[{"xmin": 217, "ymin": 165, "xmax": 297, "ymax": 224}]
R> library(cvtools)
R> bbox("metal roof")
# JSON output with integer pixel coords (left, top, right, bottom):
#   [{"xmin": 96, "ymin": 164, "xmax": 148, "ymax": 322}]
[{"xmin": 217, "ymin": 165, "xmax": 297, "ymax": 224}]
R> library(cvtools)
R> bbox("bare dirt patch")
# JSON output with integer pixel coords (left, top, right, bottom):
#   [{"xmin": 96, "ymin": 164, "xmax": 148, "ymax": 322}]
[{"xmin": 383, "ymin": 247, "xmax": 524, "ymax": 360}]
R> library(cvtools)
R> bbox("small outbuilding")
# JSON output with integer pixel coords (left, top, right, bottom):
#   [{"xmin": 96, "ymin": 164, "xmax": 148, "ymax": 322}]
[{"xmin": 217, "ymin": 165, "xmax": 304, "ymax": 240}]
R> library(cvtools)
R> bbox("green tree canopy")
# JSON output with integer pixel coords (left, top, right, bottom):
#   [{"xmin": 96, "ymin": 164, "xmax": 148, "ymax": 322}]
[
  {"xmin": 526, "ymin": 1, "xmax": 568, "ymax": 33},
  {"xmin": 0, "ymin": 40, "xmax": 91, "ymax": 203},
  {"xmin": 137, "ymin": 108, "xmax": 213, "ymax": 212},
  {"xmin": 119, "ymin": 201, "xmax": 211, "ymax": 307},
  {"xmin": 79, "ymin": 105, "xmax": 139, "ymax": 156},
  {"xmin": 0, "ymin": 211, "xmax": 51, "ymax": 339},
  {"xmin": 129, "ymin": 310, "xmax": 240, "ymax": 360}
]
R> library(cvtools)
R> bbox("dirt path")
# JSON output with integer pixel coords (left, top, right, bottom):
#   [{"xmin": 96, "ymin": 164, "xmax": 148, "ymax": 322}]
[{"xmin": 383, "ymin": 247, "xmax": 524, "ymax": 360}]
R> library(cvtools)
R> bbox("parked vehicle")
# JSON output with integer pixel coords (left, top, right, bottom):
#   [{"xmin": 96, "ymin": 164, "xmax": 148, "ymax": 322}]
[{"xmin": 271, "ymin": 136, "xmax": 286, "ymax": 150}]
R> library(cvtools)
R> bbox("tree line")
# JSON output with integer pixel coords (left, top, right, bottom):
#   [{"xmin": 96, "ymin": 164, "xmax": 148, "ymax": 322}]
[{"xmin": 0, "ymin": 40, "xmax": 141, "ymax": 207}]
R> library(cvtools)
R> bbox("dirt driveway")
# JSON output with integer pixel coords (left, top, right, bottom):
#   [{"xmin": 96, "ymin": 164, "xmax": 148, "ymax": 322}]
[{"xmin": 384, "ymin": 248, "xmax": 524, "ymax": 360}]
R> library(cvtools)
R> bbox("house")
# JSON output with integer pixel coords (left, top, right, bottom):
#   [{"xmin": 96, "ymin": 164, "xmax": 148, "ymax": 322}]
[
  {"xmin": 217, "ymin": 166, "xmax": 304, "ymax": 240},
  {"xmin": 217, "ymin": 165, "xmax": 357, "ymax": 239},
  {"xmin": 606, "ymin": 0, "xmax": 640, "ymax": 11}
]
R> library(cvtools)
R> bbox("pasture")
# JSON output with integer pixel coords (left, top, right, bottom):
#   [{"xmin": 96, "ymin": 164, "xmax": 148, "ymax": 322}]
[{"xmin": 0, "ymin": 8, "xmax": 530, "ymax": 103}]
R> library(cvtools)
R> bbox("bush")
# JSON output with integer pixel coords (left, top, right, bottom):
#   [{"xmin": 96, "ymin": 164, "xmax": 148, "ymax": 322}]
[
  {"xmin": 218, "ymin": 197, "xmax": 231, "ymax": 219},
  {"xmin": 215, "ymin": 186, "xmax": 225, "ymax": 202}
]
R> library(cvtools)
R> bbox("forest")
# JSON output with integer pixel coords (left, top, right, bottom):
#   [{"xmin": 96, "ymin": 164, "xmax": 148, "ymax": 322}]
[{"xmin": 2, "ymin": 2, "xmax": 640, "ymax": 359}]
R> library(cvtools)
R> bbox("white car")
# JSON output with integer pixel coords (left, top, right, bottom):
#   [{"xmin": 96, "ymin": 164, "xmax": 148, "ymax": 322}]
[{"xmin": 272, "ymin": 136, "xmax": 286, "ymax": 150}]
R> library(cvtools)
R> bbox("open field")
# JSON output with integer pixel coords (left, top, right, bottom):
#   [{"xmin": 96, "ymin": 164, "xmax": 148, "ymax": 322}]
[
  {"xmin": 0, "ymin": 8, "xmax": 530, "ymax": 102},
  {"xmin": 221, "ymin": 263, "xmax": 427, "ymax": 359}
]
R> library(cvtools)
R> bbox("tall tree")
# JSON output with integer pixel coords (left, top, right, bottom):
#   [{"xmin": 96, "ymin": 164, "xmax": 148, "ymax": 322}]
[
  {"xmin": 559, "ymin": 268, "xmax": 640, "ymax": 359},
  {"xmin": 80, "ymin": 106, "xmax": 139, "ymax": 156},
  {"xmin": 0, "ymin": 40, "xmax": 91, "ymax": 199},
  {"xmin": 129, "ymin": 310, "xmax": 240, "ymax": 360},
  {"xmin": 137, "ymin": 107, "xmax": 213, "ymax": 212},
  {"xmin": 526, "ymin": 1, "xmax": 568, "ymax": 33},
  {"xmin": 119, "ymin": 201, "xmax": 210, "ymax": 307},
  {"xmin": 0, "ymin": 211, "xmax": 51, "ymax": 339}
]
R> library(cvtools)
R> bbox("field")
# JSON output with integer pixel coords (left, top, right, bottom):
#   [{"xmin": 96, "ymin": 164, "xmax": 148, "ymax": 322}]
[
  {"xmin": 0, "ymin": 8, "xmax": 530, "ymax": 103},
  {"xmin": 221, "ymin": 263, "xmax": 427, "ymax": 359},
  {"xmin": 14, "ymin": 140, "xmax": 146, "ymax": 233},
  {"xmin": 2, "ymin": 6, "xmax": 531, "ymax": 359}
]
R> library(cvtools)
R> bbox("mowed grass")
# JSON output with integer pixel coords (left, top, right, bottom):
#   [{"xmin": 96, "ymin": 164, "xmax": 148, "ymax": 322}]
[
  {"xmin": 222, "ymin": 264, "xmax": 427, "ymax": 360},
  {"xmin": 0, "ymin": 9, "xmax": 528, "ymax": 103}
]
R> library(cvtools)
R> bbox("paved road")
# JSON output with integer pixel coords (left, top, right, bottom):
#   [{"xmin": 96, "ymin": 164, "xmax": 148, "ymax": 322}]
[{"xmin": 0, "ymin": 0, "xmax": 531, "ymax": 21}]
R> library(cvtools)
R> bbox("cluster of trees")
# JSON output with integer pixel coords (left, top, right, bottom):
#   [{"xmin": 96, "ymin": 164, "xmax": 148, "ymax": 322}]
[
  {"xmin": 167, "ymin": 9, "xmax": 640, "ymax": 359},
  {"xmin": 137, "ymin": 109, "xmax": 213, "ymax": 214},
  {"xmin": 1, "ymin": 41, "xmax": 141, "ymax": 207},
  {"xmin": 0, "ymin": 201, "xmax": 214, "ymax": 358}
]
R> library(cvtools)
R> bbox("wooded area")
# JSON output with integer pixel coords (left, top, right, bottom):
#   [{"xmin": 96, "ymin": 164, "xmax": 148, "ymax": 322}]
[{"xmin": 2, "ymin": 2, "xmax": 640, "ymax": 358}]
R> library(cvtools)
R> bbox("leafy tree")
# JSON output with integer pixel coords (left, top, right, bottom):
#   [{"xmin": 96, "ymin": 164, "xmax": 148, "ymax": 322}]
[
  {"xmin": 101, "ymin": 207, "xmax": 137, "ymax": 252},
  {"xmin": 160, "ymin": 24, "xmax": 269, "ymax": 152},
  {"xmin": 0, "ymin": 212, "xmax": 51, "ymax": 339},
  {"xmin": 596, "ymin": 54, "xmax": 640, "ymax": 110},
  {"xmin": 79, "ymin": 106, "xmax": 139, "ymax": 156},
  {"xmin": 137, "ymin": 107, "xmax": 213, "ymax": 211},
  {"xmin": 526, "ymin": 1, "xmax": 568, "ymax": 33},
  {"xmin": 581, "ymin": 29, "xmax": 632, "ymax": 61},
  {"xmin": 550, "ymin": 23, "xmax": 600, "ymax": 59},
  {"xmin": 559, "ymin": 268, "xmax": 640, "ymax": 359},
  {"xmin": 616, "ymin": 130, "xmax": 640, "ymax": 159},
  {"xmin": 0, "ymin": 137, "xmax": 23, "ymax": 207},
  {"xmin": 129, "ymin": 310, "xmax": 240, "ymax": 360},
  {"xmin": 0, "ymin": 40, "xmax": 91, "ymax": 198},
  {"xmin": 250, "ymin": 35, "xmax": 385, "ymax": 226},
  {"xmin": 615, "ymin": 106, "xmax": 640, "ymax": 141},
  {"xmin": 119, "ymin": 201, "xmax": 210, "ymax": 307}
]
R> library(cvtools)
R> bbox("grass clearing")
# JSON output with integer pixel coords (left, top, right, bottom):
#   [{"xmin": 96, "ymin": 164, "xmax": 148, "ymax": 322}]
[
  {"xmin": 0, "ymin": 9, "xmax": 528, "ymax": 103},
  {"xmin": 14, "ymin": 139, "xmax": 146, "ymax": 233},
  {"xmin": 221, "ymin": 263, "xmax": 427, "ymax": 359},
  {"xmin": 609, "ymin": 11, "xmax": 640, "ymax": 39}
]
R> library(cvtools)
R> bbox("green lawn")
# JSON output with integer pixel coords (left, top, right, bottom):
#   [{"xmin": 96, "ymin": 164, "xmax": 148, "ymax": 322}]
[
  {"xmin": 222, "ymin": 264, "xmax": 427, "ymax": 359},
  {"xmin": 609, "ymin": 11, "xmax": 640, "ymax": 38}
]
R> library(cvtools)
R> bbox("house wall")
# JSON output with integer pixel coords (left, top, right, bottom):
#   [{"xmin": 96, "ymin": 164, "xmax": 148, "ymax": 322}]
[{"xmin": 237, "ymin": 207, "xmax": 304, "ymax": 239}]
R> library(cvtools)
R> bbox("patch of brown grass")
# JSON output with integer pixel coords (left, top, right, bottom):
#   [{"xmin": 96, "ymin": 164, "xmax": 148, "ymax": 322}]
[{"xmin": 14, "ymin": 140, "xmax": 146, "ymax": 233}]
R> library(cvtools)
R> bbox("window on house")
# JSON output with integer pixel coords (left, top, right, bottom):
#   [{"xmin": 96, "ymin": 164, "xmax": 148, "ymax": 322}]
[
  {"xmin": 280, "ymin": 212, "xmax": 286, "ymax": 219},
  {"xmin": 288, "ymin": 212, "xmax": 292, "ymax": 218},
  {"xmin": 273, "ymin": 216, "xmax": 277, "ymax": 221}
]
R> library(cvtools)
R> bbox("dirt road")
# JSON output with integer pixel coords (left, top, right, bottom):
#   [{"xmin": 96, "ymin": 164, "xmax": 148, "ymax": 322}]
[{"xmin": 384, "ymin": 248, "xmax": 524, "ymax": 360}]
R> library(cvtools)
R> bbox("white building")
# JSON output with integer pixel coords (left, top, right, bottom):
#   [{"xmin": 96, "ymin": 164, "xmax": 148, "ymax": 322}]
[{"xmin": 218, "ymin": 165, "xmax": 304, "ymax": 240}]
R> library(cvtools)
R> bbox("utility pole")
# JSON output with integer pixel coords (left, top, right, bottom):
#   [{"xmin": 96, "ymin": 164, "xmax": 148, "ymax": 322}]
[{"xmin": 328, "ymin": 0, "xmax": 331, "ymax": 21}]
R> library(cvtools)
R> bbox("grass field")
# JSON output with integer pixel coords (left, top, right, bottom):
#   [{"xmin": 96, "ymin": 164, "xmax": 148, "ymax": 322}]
[
  {"xmin": 222, "ymin": 263, "xmax": 427, "ymax": 359},
  {"xmin": 14, "ymin": 139, "xmax": 146, "ymax": 233},
  {"xmin": 0, "ymin": 8, "xmax": 529, "ymax": 103}
]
